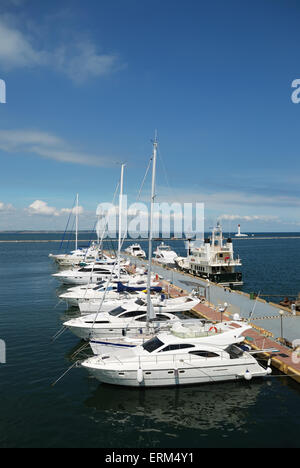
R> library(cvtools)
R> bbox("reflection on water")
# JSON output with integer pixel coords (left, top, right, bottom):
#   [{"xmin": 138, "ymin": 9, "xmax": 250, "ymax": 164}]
[{"xmin": 84, "ymin": 380, "xmax": 263, "ymax": 432}]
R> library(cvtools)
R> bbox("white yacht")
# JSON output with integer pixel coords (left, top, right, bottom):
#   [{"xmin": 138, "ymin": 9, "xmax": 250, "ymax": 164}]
[
  {"xmin": 175, "ymin": 223, "xmax": 243, "ymax": 286},
  {"xmin": 81, "ymin": 334, "xmax": 272, "ymax": 387},
  {"xmin": 63, "ymin": 308, "xmax": 182, "ymax": 341},
  {"xmin": 89, "ymin": 319, "xmax": 252, "ymax": 355},
  {"xmin": 154, "ymin": 242, "xmax": 178, "ymax": 265},
  {"xmin": 125, "ymin": 244, "xmax": 146, "ymax": 258},
  {"xmin": 59, "ymin": 277, "xmax": 161, "ymax": 307},
  {"xmin": 78, "ymin": 294, "xmax": 200, "ymax": 315},
  {"xmin": 49, "ymin": 244, "xmax": 102, "ymax": 267},
  {"xmin": 52, "ymin": 261, "xmax": 129, "ymax": 285}
]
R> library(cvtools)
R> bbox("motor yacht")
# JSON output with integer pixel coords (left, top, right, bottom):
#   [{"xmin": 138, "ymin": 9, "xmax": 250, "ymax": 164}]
[
  {"xmin": 125, "ymin": 244, "xmax": 146, "ymax": 258},
  {"xmin": 154, "ymin": 242, "xmax": 178, "ymax": 266},
  {"xmin": 78, "ymin": 294, "xmax": 199, "ymax": 315},
  {"xmin": 88, "ymin": 318, "xmax": 252, "ymax": 355},
  {"xmin": 82, "ymin": 334, "xmax": 272, "ymax": 387},
  {"xmin": 52, "ymin": 261, "xmax": 129, "ymax": 285},
  {"xmin": 59, "ymin": 277, "xmax": 161, "ymax": 307}
]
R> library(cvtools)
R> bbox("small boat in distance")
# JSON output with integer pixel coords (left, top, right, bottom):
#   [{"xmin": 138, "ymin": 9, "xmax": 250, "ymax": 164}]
[
  {"xmin": 154, "ymin": 242, "xmax": 178, "ymax": 266},
  {"xmin": 125, "ymin": 243, "xmax": 146, "ymax": 258}
]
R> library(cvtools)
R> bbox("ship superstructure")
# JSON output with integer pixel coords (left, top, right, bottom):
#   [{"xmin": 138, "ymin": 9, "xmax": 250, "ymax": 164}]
[{"xmin": 175, "ymin": 223, "xmax": 243, "ymax": 286}]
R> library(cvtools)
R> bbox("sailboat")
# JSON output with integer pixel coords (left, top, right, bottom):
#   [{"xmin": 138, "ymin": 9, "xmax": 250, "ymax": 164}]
[
  {"xmin": 69, "ymin": 137, "xmax": 250, "ymax": 358},
  {"xmin": 64, "ymin": 145, "xmax": 184, "ymax": 338},
  {"xmin": 49, "ymin": 194, "xmax": 100, "ymax": 266}
]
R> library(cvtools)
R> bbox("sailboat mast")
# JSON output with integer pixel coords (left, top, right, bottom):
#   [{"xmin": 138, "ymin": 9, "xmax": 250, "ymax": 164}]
[
  {"xmin": 147, "ymin": 136, "xmax": 157, "ymax": 314},
  {"xmin": 75, "ymin": 193, "xmax": 79, "ymax": 251},
  {"xmin": 118, "ymin": 164, "xmax": 125, "ymax": 279}
]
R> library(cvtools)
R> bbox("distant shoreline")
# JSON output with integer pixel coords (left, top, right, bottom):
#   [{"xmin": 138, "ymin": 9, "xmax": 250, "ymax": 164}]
[{"xmin": 1, "ymin": 236, "xmax": 300, "ymax": 243}]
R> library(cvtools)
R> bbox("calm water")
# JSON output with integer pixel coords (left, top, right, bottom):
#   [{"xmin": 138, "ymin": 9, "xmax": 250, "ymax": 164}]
[{"xmin": 0, "ymin": 236, "xmax": 300, "ymax": 448}]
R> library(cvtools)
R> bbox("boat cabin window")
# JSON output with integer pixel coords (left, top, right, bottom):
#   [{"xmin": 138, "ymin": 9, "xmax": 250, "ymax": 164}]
[
  {"xmin": 119, "ymin": 310, "xmax": 146, "ymax": 318},
  {"xmin": 142, "ymin": 337, "xmax": 164, "ymax": 353},
  {"xmin": 85, "ymin": 320, "xmax": 110, "ymax": 324},
  {"xmin": 159, "ymin": 344, "xmax": 195, "ymax": 352},
  {"xmin": 134, "ymin": 315, "xmax": 147, "ymax": 322},
  {"xmin": 155, "ymin": 314, "xmax": 170, "ymax": 322},
  {"xmin": 189, "ymin": 351, "xmax": 219, "ymax": 358},
  {"xmin": 135, "ymin": 299, "xmax": 146, "ymax": 306},
  {"xmin": 109, "ymin": 306, "xmax": 127, "ymax": 316}
]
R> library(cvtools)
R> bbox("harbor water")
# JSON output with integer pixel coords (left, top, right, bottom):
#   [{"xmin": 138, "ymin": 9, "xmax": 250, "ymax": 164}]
[{"xmin": 0, "ymin": 234, "xmax": 300, "ymax": 448}]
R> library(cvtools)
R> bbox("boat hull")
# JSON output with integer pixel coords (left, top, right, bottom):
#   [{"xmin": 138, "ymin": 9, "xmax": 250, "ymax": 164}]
[{"xmin": 82, "ymin": 361, "xmax": 268, "ymax": 387}]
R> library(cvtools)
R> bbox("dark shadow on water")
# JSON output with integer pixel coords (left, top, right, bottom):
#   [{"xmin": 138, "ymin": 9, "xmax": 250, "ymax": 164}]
[{"xmin": 83, "ymin": 379, "xmax": 265, "ymax": 432}]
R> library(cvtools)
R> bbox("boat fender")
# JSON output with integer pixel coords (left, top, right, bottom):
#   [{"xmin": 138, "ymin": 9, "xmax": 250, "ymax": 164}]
[
  {"xmin": 266, "ymin": 367, "xmax": 272, "ymax": 375},
  {"xmin": 137, "ymin": 368, "xmax": 144, "ymax": 384},
  {"xmin": 209, "ymin": 326, "xmax": 218, "ymax": 333},
  {"xmin": 244, "ymin": 370, "xmax": 252, "ymax": 381}
]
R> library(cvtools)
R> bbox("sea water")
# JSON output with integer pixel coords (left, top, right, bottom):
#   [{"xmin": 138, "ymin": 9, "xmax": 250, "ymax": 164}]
[{"xmin": 0, "ymin": 234, "xmax": 299, "ymax": 448}]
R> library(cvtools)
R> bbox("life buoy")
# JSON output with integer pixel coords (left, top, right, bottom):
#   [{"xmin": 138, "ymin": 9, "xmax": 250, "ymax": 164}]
[{"xmin": 209, "ymin": 326, "xmax": 218, "ymax": 333}]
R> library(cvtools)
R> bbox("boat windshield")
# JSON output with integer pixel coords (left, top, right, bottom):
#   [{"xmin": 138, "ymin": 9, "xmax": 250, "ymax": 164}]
[
  {"xmin": 135, "ymin": 299, "xmax": 146, "ymax": 306},
  {"xmin": 109, "ymin": 306, "xmax": 127, "ymax": 316},
  {"xmin": 142, "ymin": 337, "xmax": 164, "ymax": 353},
  {"xmin": 225, "ymin": 344, "xmax": 244, "ymax": 359}
]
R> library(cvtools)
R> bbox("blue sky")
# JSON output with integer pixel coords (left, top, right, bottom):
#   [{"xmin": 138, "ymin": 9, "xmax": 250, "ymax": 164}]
[{"xmin": 0, "ymin": 0, "xmax": 300, "ymax": 232}]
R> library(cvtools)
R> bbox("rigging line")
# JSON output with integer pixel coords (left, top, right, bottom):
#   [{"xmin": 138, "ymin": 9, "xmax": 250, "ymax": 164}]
[
  {"xmin": 248, "ymin": 291, "xmax": 261, "ymax": 322},
  {"xmin": 71, "ymin": 342, "xmax": 91, "ymax": 360},
  {"xmin": 59, "ymin": 194, "xmax": 77, "ymax": 253},
  {"xmin": 81, "ymin": 180, "xmax": 121, "ymax": 298},
  {"xmin": 157, "ymin": 143, "xmax": 181, "ymax": 205},
  {"xmin": 51, "ymin": 326, "xmax": 67, "ymax": 342},
  {"xmin": 89, "ymin": 225, "xmax": 129, "ymax": 330},
  {"xmin": 66, "ymin": 216, "xmax": 76, "ymax": 254},
  {"xmin": 51, "ymin": 360, "xmax": 80, "ymax": 387},
  {"xmin": 136, "ymin": 155, "xmax": 153, "ymax": 202}
]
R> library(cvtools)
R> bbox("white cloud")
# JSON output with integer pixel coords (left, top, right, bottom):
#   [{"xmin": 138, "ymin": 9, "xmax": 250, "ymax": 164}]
[
  {"xmin": 61, "ymin": 206, "xmax": 84, "ymax": 215},
  {"xmin": 156, "ymin": 186, "xmax": 300, "ymax": 210},
  {"xmin": 0, "ymin": 18, "xmax": 46, "ymax": 69},
  {"xmin": 0, "ymin": 129, "xmax": 116, "ymax": 167},
  {"xmin": 27, "ymin": 200, "xmax": 85, "ymax": 217},
  {"xmin": 0, "ymin": 201, "xmax": 14, "ymax": 212},
  {"xmin": 0, "ymin": 17, "xmax": 123, "ymax": 83},
  {"xmin": 54, "ymin": 41, "xmax": 121, "ymax": 85},
  {"xmin": 27, "ymin": 200, "xmax": 60, "ymax": 216},
  {"xmin": 219, "ymin": 214, "xmax": 280, "ymax": 222}
]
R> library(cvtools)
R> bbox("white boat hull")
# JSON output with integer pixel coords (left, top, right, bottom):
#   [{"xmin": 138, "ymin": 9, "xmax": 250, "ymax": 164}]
[
  {"xmin": 78, "ymin": 297, "xmax": 200, "ymax": 315},
  {"xmin": 82, "ymin": 359, "xmax": 268, "ymax": 387}
]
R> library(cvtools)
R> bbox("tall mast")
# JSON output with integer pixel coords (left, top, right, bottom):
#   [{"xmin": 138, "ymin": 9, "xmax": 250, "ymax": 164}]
[
  {"xmin": 75, "ymin": 193, "xmax": 79, "ymax": 251},
  {"xmin": 147, "ymin": 134, "xmax": 158, "ymax": 320},
  {"xmin": 118, "ymin": 164, "xmax": 125, "ymax": 279}
]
